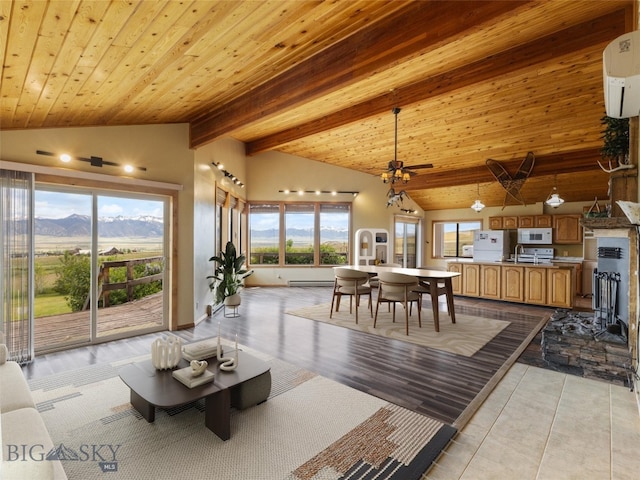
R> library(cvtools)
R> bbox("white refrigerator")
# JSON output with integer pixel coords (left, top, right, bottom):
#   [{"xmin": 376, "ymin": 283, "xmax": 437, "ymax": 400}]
[{"xmin": 473, "ymin": 230, "xmax": 510, "ymax": 262}]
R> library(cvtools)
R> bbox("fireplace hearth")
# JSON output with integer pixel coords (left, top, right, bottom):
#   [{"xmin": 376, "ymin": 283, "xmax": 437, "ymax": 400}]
[{"xmin": 542, "ymin": 310, "xmax": 631, "ymax": 387}]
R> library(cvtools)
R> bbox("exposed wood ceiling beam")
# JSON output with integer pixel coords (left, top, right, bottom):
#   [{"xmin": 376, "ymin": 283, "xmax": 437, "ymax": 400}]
[
  {"xmin": 402, "ymin": 148, "xmax": 603, "ymax": 190},
  {"xmin": 246, "ymin": 9, "xmax": 626, "ymax": 156},
  {"xmin": 190, "ymin": 0, "xmax": 531, "ymax": 148}
]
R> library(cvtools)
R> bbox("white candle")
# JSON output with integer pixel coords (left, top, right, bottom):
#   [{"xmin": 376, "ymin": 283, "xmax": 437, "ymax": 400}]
[{"xmin": 235, "ymin": 333, "xmax": 238, "ymax": 365}]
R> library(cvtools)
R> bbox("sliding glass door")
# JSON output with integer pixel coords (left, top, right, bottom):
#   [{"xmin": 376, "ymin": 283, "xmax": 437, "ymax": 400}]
[
  {"xmin": 95, "ymin": 194, "xmax": 165, "ymax": 338},
  {"xmin": 32, "ymin": 186, "xmax": 168, "ymax": 352},
  {"xmin": 394, "ymin": 216, "xmax": 420, "ymax": 268},
  {"xmin": 33, "ymin": 189, "xmax": 92, "ymax": 351}
]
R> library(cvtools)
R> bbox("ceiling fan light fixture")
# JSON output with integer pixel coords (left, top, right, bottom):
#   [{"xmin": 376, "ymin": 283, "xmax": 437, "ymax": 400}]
[{"xmin": 380, "ymin": 107, "xmax": 424, "ymax": 187}]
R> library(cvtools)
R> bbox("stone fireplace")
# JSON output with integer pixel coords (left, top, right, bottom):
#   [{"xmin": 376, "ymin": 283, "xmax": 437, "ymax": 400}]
[
  {"xmin": 542, "ymin": 310, "xmax": 630, "ymax": 386},
  {"xmin": 542, "ymin": 219, "xmax": 638, "ymax": 394}
]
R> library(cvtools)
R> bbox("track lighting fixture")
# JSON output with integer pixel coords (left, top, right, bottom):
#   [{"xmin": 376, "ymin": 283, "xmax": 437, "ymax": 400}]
[
  {"xmin": 212, "ymin": 162, "xmax": 244, "ymax": 188},
  {"xmin": 36, "ymin": 150, "xmax": 146, "ymax": 173}
]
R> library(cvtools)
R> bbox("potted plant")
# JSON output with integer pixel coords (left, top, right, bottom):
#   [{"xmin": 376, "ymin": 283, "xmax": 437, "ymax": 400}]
[
  {"xmin": 600, "ymin": 115, "xmax": 630, "ymax": 166},
  {"xmin": 207, "ymin": 241, "xmax": 253, "ymax": 307}
]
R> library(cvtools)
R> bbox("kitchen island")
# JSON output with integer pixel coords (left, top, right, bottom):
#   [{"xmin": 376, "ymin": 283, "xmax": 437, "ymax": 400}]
[{"xmin": 447, "ymin": 260, "xmax": 575, "ymax": 308}]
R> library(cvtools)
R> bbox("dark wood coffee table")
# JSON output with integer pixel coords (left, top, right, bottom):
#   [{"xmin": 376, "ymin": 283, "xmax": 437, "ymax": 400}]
[{"xmin": 119, "ymin": 350, "xmax": 270, "ymax": 440}]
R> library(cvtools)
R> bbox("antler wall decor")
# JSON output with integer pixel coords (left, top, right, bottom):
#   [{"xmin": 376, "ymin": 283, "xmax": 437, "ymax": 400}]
[
  {"xmin": 486, "ymin": 152, "xmax": 535, "ymax": 209},
  {"xmin": 386, "ymin": 187, "xmax": 408, "ymax": 207}
]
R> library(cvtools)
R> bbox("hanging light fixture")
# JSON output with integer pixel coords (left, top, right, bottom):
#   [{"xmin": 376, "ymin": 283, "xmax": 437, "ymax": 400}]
[
  {"xmin": 545, "ymin": 175, "xmax": 564, "ymax": 208},
  {"xmin": 471, "ymin": 184, "xmax": 485, "ymax": 212},
  {"xmin": 381, "ymin": 108, "xmax": 413, "ymax": 185}
]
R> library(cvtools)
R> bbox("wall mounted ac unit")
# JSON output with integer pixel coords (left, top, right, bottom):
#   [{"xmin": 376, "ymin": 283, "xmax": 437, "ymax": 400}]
[{"xmin": 603, "ymin": 30, "xmax": 640, "ymax": 118}]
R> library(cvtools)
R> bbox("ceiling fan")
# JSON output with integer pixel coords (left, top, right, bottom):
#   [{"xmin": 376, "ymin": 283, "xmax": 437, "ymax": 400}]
[{"xmin": 380, "ymin": 107, "xmax": 432, "ymax": 185}]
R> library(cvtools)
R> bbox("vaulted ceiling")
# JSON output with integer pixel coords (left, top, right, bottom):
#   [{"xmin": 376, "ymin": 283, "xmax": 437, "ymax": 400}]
[{"xmin": 0, "ymin": 0, "xmax": 635, "ymax": 210}]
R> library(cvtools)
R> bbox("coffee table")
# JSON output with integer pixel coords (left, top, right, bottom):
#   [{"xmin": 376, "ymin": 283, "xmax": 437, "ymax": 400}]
[{"xmin": 119, "ymin": 350, "xmax": 270, "ymax": 440}]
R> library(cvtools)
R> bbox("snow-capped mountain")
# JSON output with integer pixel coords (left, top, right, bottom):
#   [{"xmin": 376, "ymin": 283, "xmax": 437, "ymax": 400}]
[{"xmin": 31, "ymin": 214, "xmax": 164, "ymax": 237}]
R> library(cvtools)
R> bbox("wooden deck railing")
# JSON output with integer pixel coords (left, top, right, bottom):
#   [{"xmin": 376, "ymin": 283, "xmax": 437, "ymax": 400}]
[{"xmin": 91, "ymin": 256, "xmax": 164, "ymax": 309}]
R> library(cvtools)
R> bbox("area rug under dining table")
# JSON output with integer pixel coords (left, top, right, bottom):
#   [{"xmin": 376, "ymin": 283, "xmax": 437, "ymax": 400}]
[
  {"xmin": 286, "ymin": 303, "xmax": 510, "ymax": 357},
  {"xmin": 27, "ymin": 345, "xmax": 455, "ymax": 480}
]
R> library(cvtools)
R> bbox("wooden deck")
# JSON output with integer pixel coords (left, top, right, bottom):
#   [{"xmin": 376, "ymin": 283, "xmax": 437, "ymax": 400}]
[{"xmin": 34, "ymin": 292, "xmax": 163, "ymax": 352}]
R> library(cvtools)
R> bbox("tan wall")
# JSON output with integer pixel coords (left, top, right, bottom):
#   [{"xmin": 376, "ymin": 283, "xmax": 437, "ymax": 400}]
[
  {"xmin": 193, "ymin": 138, "xmax": 248, "ymax": 320},
  {"xmin": 244, "ymin": 150, "xmax": 411, "ymax": 285},
  {"xmin": 425, "ymin": 201, "xmax": 592, "ymax": 270},
  {"xmin": 0, "ymin": 124, "xmax": 197, "ymax": 329}
]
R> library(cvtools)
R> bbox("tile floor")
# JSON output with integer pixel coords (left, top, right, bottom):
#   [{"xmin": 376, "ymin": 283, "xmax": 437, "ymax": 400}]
[{"xmin": 425, "ymin": 363, "xmax": 640, "ymax": 479}]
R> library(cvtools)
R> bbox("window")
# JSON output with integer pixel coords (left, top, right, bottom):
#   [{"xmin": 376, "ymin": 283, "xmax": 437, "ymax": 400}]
[
  {"xmin": 285, "ymin": 204, "xmax": 314, "ymax": 264},
  {"xmin": 433, "ymin": 221, "xmax": 480, "ymax": 258},
  {"xmin": 249, "ymin": 204, "xmax": 280, "ymax": 265},
  {"xmin": 319, "ymin": 204, "xmax": 349, "ymax": 265},
  {"xmin": 249, "ymin": 202, "xmax": 350, "ymax": 266}
]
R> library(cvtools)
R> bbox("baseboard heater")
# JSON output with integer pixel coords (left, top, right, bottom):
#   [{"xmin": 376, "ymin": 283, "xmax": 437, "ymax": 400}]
[{"xmin": 287, "ymin": 280, "xmax": 334, "ymax": 287}]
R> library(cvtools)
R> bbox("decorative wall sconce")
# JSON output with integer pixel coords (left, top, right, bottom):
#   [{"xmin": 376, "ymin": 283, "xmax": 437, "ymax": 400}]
[
  {"xmin": 212, "ymin": 162, "xmax": 244, "ymax": 188},
  {"xmin": 279, "ymin": 190, "xmax": 358, "ymax": 197},
  {"xmin": 36, "ymin": 150, "xmax": 146, "ymax": 173}
]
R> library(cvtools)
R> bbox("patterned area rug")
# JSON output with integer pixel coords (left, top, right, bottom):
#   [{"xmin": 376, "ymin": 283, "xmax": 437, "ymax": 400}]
[
  {"xmin": 26, "ymin": 346, "xmax": 455, "ymax": 480},
  {"xmin": 287, "ymin": 303, "xmax": 510, "ymax": 357}
]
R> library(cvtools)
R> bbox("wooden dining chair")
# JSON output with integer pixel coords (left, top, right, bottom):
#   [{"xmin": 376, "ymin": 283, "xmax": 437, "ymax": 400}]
[
  {"xmin": 330, "ymin": 268, "xmax": 373, "ymax": 324},
  {"xmin": 374, "ymin": 272, "xmax": 421, "ymax": 335}
]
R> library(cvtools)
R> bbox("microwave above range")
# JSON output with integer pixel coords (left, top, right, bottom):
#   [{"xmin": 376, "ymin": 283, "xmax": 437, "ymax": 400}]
[{"xmin": 517, "ymin": 228, "xmax": 552, "ymax": 245}]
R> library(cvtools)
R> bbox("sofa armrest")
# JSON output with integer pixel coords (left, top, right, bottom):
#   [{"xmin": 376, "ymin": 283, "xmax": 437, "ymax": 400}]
[{"xmin": 0, "ymin": 344, "xmax": 8, "ymax": 365}]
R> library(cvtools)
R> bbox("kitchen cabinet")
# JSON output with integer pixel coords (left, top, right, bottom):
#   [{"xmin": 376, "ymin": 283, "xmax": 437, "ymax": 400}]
[
  {"xmin": 553, "ymin": 214, "xmax": 582, "ymax": 244},
  {"xmin": 446, "ymin": 261, "xmax": 573, "ymax": 307},
  {"xmin": 503, "ymin": 216, "xmax": 518, "ymax": 229},
  {"xmin": 524, "ymin": 267, "xmax": 546, "ymax": 305},
  {"xmin": 480, "ymin": 264, "xmax": 501, "ymax": 299},
  {"xmin": 552, "ymin": 261, "xmax": 581, "ymax": 296},
  {"xmin": 518, "ymin": 216, "xmax": 534, "ymax": 228},
  {"xmin": 501, "ymin": 265, "xmax": 525, "ymax": 302},
  {"xmin": 448, "ymin": 263, "xmax": 463, "ymax": 294},
  {"xmin": 462, "ymin": 264, "xmax": 480, "ymax": 296},
  {"xmin": 489, "ymin": 216, "xmax": 503, "ymax": 230},
  {"xmin": 535, "ymin": 215, "xmax": 552, "ymax": 228},
  {"xmin": 582, "ymin": 260, "xmax": 597, "ymax": 297},
  {"xmin": 547, "ymin": 268, "xmax": 572, "ymax": 308}
]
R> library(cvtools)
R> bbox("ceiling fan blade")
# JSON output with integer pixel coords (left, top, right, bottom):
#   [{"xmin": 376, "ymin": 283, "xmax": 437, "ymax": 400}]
[{"xmin": 410, "ymin": 163, "xmax": 433, "ymax": 169}]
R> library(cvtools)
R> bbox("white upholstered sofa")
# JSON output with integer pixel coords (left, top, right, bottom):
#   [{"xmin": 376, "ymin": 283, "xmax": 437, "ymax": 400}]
[{"xmin": 0, "ymin": 335, "xmax": 67, "ymax": 479}]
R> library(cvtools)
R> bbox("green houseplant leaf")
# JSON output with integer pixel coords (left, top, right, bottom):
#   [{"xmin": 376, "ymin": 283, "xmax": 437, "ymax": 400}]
[
  {"xmin": 207, "ymin": 241, "xmax": 253, "ymax": 305},
  {"xmin": 600, "ymin": 115, "xmax": 630, "ymax": 163}
]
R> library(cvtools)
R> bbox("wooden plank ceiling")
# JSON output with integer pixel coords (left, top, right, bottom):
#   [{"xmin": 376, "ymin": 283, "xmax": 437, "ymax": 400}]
[{"xmin": 0, "ymin": 0, "xmax": 634, "ymax": 211}]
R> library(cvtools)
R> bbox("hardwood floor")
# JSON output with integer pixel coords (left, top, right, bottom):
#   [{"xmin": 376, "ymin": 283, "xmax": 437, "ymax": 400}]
[{"xmin": 21, "ymin": 287, "xmax": 555, "ymax": 426}]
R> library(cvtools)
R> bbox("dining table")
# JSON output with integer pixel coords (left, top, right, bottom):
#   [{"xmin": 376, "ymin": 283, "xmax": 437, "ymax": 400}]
[{"xmin": 344, "ymin": 265, "xmax": 461, "ymax": 332}]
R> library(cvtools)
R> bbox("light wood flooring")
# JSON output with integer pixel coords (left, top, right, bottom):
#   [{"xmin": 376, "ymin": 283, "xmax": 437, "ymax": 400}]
[{"xmin": 21, "ymin": 286, "xmax": 554, "ymax": 426}]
